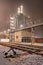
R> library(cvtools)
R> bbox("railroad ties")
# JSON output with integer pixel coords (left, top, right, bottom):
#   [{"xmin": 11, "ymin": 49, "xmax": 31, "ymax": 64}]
[
  {"xmin": 11, "ymin": 44, "xmax": 43, "ymax": 56},
  {"xmin": 0, "ymin": 42, "xmax": 43, "ymax": 56}
]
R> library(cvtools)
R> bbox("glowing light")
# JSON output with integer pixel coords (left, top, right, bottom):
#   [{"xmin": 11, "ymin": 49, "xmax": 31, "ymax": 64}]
[
  {"xmin": 20, "ymin": 5, "xmax": 23, "ymax": 13},
  {"xmin": 10, "ymin": 17, "xmax": 14, "ymax": 20},
  {"xmin": 20, "ymin": 24, "xmax": 23, "ymax": 28},
  {"xmin": 17, "ymin": 5, "xmax": 23, "ymax": 14},
  {"xmin": 10, "ymin": 23, "xmax": 14, "ymax": 26},
  {"xmin": 4, "ymin": 30, "xmax": 6, "ymax": 33},
  {"xmin": 18, "ymin": 7, "xmax": 20, "ymax": 14},
  {"xmin": 7, "ymin": 29, "xmax": 10, "ymax": 32},
  {"xmin": 1, "ymin": 39, "xmax": 9, "ymax": 42},
  {"xmin": 10, "ymin": 21, "xmax": 14, "ymax": 23}
]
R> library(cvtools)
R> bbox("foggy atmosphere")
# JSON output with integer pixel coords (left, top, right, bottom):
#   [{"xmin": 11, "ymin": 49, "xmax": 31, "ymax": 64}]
[{"xmin": 0, "ymin": 0, "xmax": 43, "ymax": 65}]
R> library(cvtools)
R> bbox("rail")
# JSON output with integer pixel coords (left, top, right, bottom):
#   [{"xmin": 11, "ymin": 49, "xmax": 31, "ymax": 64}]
[{"xmin": 0, "ymin": 42, "xmax": 43, "ymax": 56}]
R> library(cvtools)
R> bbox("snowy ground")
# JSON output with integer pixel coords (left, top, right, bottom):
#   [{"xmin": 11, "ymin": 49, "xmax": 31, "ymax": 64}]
[{"xmin": 0, "ymin": 45, "xmax": 43, "ymax": 65}]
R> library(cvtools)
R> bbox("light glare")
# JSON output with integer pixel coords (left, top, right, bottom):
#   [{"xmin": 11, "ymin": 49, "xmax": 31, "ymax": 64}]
[
  {"xmin": 10, "ymin": 21, "xmax": 14, "ymax": 23},
  {"xmin": 20, "ymin": 24, "xmax": 23, "ymax": 28},
  {"xmin": 20, "ymin": 5, "xmax": 23, "ymax": 13},
  {"xmin": 10, "ymin": 17, "xmax": 14, "ymax": 20},
  {"xmin": 18, "ymin": 7, "xmax": 20, "ymax": 14}
]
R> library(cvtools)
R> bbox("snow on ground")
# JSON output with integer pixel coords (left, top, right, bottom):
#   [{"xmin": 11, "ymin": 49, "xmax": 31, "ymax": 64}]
[{"xmin": 0, "ymin": 45, "xmax": 43, "ymax": 65}]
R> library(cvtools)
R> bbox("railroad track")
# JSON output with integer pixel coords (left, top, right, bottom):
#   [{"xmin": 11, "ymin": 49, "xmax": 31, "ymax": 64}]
[{"xmin": 0, "ymin": 42, "xmax": 43, "ymax": 56}]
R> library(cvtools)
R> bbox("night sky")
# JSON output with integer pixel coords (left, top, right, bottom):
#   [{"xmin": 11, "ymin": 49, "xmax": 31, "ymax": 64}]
[{"xmin": 0, "ymin": 0, "xmax": 43, "ymax": 31}]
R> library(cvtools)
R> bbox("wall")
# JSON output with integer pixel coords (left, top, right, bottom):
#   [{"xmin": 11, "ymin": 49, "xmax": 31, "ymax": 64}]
[
  {"xmin": 22, "ymin": 30, "xmax": 32, "ymax": 37},
  {"xmin": 14, "ymin": 29, "xmax": 32, "ymax": 42},
  {"xmin": 14, "ymin": 31, "xmax": 22, "ymax": 42},
  {"xmin": 35, "ymin": 38, "xmax": 43, "ymax": 43},
  {"xmin": 33, "ymin": 25, "xmax": 43, "ymax": 43},
  {"xmin": 14, "ymin": 25, "xmax": 43, "ymax": 43},
  {"xmin": 34, "ymin": 25, "xmax": 43, "ymax": 38}
]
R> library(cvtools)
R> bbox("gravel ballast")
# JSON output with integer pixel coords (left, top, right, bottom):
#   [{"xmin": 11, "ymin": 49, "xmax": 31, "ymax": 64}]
[{"xmin": 0, "ymin": 45, "xmax": 43, "ymax": 65}]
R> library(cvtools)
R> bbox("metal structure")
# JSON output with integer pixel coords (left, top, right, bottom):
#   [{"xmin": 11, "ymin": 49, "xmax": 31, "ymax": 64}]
[
  {"xmin": 4, "ymin": 5, "xmax": 43, "ymax": 57},
  {"xmin": 10, "ymin": 16, "xmax": 16, "ymax": 43},
  {"xmin": 0, "ymin": 42, "xmax": 43, "ymax": 57}
]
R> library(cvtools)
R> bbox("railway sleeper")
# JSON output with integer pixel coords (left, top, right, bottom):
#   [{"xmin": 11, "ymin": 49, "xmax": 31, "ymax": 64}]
[
  {"xmin": 35, "ymin": 51, "xmax": 43, "ymax": 56},
  {"xmin": 28, "ymin": 50, "xmax": 36, "ymax": 54}
]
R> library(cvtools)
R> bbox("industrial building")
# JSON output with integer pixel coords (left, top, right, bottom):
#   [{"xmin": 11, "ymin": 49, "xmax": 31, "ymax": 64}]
[{"xmin": 0, "ymin": 0, "xmax": 43, "ymax": 65}]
